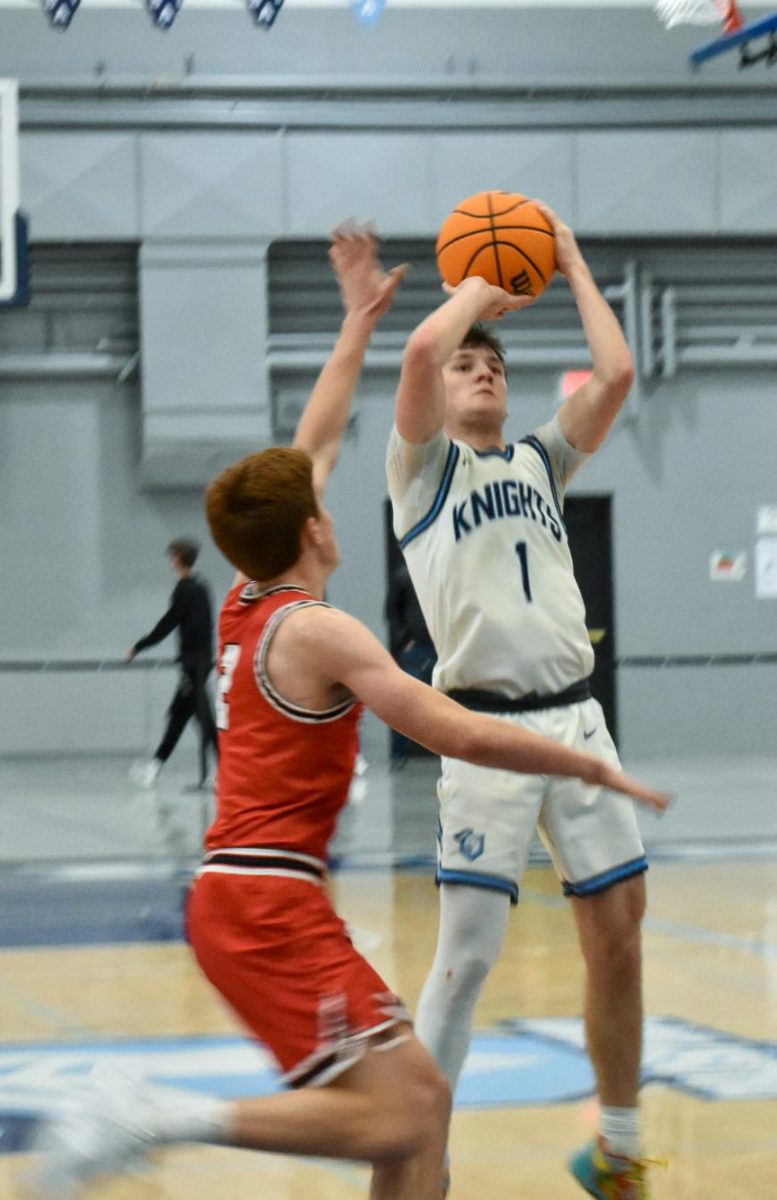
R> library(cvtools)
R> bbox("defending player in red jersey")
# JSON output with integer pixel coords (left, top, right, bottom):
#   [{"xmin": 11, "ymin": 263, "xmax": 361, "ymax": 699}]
[{"xmin": 29, "ymin": 226, "xmax": 669, "ymax": 1200}]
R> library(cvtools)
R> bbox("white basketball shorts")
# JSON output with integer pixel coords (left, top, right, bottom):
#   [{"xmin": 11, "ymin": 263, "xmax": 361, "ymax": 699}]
[{"xmin": 436, "ymin": 697, "xmax": 647, "ymax": 903}]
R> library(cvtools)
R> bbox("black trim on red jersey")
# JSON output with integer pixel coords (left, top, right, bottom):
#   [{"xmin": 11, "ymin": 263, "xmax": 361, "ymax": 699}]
[
  {"xmin": 291, "ymin": 1052, "xmax": 342, "ymax": 1088},
  {"xmin": 238, "ymin": 582, "xmax": 309, "ymax": 606},
  {"xmin": 203, "ymin": 851, "xmax": 325, "ymax": 880},
  {"xmin": 255, "ymin": 600, "xmax": 358, "ymax": 724}
]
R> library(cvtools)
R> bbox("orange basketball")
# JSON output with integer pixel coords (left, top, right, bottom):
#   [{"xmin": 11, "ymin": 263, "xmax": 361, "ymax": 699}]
[{"xmin": 435, "ymin": 190, "xmax": 556, "ymax": 300}]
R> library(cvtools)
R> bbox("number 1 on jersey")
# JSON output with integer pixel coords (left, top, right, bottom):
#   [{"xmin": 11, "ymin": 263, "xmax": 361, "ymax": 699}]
[{"xmin": 515, "ymin": 541, "xmax": 533, "ymax": 603}]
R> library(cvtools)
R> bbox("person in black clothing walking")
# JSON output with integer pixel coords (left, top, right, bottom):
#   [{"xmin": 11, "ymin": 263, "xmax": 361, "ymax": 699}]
[{"xmin": 127, "ymin": 537, "xmax": 218, "ymax": 789}]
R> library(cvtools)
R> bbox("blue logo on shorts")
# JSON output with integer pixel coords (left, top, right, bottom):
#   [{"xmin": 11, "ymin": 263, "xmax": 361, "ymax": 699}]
[{"xmin": 455, "ymin": 828, "xmax": 485, "ymax": 862}]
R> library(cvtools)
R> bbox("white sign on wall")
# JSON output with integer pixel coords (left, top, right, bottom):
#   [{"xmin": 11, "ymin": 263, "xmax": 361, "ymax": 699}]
[
  {"xmin": 757, "ymin": 506, "xmax": 777, "ymax": 537},
  {"xmin": 755, "ymin": 537, "xmax": 777, "ymax": 599}
]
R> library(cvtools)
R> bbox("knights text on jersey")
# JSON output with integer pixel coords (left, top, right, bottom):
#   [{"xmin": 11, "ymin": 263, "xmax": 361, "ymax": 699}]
[
  {"xmin": 386, "ymin": 417, "xmax": 595, "ymax": 698},
  {"xmin": 207, "ymin": 582, "xmax": 362, "ymax": 860}
]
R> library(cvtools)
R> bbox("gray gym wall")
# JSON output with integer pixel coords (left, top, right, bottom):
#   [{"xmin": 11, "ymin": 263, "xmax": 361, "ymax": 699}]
[{"xmin": 0, "ymin": 3, "xmax": 775, "ymax": 760}]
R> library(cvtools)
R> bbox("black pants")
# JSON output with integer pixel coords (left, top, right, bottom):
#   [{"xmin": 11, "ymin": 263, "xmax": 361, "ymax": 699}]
[{"xmin": 155, "ymin": 657, "xmax": 218, "ymax": 782}]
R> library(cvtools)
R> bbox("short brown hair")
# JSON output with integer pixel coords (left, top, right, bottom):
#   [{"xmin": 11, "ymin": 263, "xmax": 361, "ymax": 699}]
[
  {"xmin": 166, "ymin": 537, "xmax": 199, "ymax": 568},
  {"xmin": 461, "ymin": 324, "xmax": 506, "ymax": 366},
  {"xmin": 205, "ymin": 448, "xmax": 318, "ymax": 580}
]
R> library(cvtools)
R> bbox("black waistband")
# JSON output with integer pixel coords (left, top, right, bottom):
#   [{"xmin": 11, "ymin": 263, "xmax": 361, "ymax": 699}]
[
  {"xmin": 202, "ymin": 850, "xmax": 325, "ymax": 879},
  {"xmin": 446, "ymin": 677, "xmax": 592, "ymax": 714}
]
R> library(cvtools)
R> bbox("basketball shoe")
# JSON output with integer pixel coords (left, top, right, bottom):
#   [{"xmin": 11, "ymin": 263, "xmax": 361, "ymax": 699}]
[
  {"xmin": 28, "ymin": 1064, "xmax": 160, "ymax": 1198},
  {"xmin": 568, "ymin": 1136, "xmax": 657, "ymax": 1199}
]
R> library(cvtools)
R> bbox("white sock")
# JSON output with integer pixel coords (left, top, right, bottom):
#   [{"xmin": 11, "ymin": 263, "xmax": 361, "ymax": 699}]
[
  {"xmin": 600, "ymin": 1106, "xmax": 641, "ymax": 1161},
  {"xmin": 415, "ymin": 886, "xmax": 510, "ymax": 1090},
  {"xmin": 142, "ymin": 1081, "xmax": 233, "ymax": 1144}
]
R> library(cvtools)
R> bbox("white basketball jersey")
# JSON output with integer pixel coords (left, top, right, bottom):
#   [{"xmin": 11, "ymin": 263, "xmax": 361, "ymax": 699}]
[{"xmin": 386, "ymin": 416, "xmax": 595, "ymax": 698}]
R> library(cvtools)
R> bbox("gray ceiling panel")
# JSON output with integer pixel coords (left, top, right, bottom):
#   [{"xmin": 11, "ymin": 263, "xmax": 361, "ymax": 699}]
[
  {"xmin": 577, "ymin": 131, "xmax": 717, "ymax": 234},
  {"xmin": 20, "ymin": 133, "xmax": 139, "ymax": 240},
  {"xmin": 719, "ymin": 132, "xmax": 777, "ymax": 234},
  {"xmin": 430, "ymin": 133, "xmax": 575, "ymax": 224},
  {"xmin": 140, "ymin": 133, "xmax": 284, "ymax": 238},
  {"xmin": 284, "ymin": 133, "xmax": 435, "ymax": 236}
]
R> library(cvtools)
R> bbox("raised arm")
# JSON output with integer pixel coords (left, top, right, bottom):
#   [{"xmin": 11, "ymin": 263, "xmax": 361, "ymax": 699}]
[
  {"xmin": 293, "ymin": 224, "xmax": 405, "ymax": 495},
  {"xmin": 287, "ymin": 604, "xmax": 670, "ymax": 812},
  {"xmin": 395, "ymin": 276, "xmax": 533, "ymax": 444},
  {"xmin": 536, "ymin": 203, "xmax": 635, "ymax": 454}
]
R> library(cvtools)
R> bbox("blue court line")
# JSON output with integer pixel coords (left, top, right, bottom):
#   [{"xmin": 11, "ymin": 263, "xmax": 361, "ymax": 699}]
[
  {"xmin": 3, "ymin": 1015, "xmax": 777, "ymax": 1160},
  {"xmin": 3, "ymin": 860, "xmax": 776, "ymax": 956}
]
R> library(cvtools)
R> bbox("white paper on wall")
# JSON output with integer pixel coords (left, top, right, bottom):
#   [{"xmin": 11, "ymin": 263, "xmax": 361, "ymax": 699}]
[
  {"xmin": 755, "ymin": 538, "xmax": 777, "ymax": 599},
  {"xmin": 756, "ymin": 506, "xmax": 777, "ymax": 537}
]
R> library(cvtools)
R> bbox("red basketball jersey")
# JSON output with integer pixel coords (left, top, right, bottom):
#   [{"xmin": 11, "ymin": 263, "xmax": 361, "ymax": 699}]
[{"xmin": 207, "ymin": 582, "xmax": 362, "ymax": 860}]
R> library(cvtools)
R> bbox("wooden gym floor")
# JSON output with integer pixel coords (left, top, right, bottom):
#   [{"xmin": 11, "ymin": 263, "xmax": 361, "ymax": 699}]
[{"xmin": 1, "ymin": 752, "xmax": 776, "ymax": 1199}]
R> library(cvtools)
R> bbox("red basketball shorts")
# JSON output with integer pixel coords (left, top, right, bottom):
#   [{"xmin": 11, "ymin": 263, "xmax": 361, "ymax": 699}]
[{"xmin": 187, "ymin": 870, "xmax": 410, "ymax": 1086}]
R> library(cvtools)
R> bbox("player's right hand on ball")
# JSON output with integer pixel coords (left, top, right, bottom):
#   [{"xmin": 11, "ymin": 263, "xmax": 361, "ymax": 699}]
[
  {"xmin": 441, "ymin": 277, "xmax": 535, "ymax": 321},
  {"xmin": 597, "ymin": 763, "xmax": 673, "ymax": 814}
]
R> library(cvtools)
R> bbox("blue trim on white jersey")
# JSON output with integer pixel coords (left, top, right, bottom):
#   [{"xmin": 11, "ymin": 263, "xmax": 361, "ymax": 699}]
[
  {"xmin": 437, "ymin": 867, "xmax": 519, "ymax": 906},
  {"xmin": 474, "ymin": 445, "xmax": 515, "ymax": 462},
  {"xmin": 520, "ymin": 434, "xmax": 565, "ymax": 530},
  {"xmin": 399, "ymin": 441, "xmax": 460, "ymax": 550},
  {"xmin": 562, "ymin": 855, "xmax": 649, "ymax": 898}
]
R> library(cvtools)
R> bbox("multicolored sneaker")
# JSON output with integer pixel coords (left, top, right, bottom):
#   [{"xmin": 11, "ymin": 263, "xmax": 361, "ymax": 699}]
[{"xmin": 568, "ymin": 1136, "xmax": 656, "ymax": 1199}]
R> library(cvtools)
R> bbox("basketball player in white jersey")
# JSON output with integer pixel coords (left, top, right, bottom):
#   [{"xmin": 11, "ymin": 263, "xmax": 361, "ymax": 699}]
[
  {"xmin": 388, "ymin": 203, "xmax": 656, "ymax": 1199},
  {"xmin": 28, "ymin": 224, "xmax": 668, "ymax": 1200}
]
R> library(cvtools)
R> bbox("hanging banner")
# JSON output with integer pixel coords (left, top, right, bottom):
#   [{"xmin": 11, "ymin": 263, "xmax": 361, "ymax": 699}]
[
  {"xmin": 248, "ymin": 0, "xmax": 285, "ymax": 27},
  {"xmin": 350, "ymin": 0, "xmax": 388, "ymax": 27},
  {"xmin": 44, "ymin": 0, "xmax": 81, "ymax": 29}
]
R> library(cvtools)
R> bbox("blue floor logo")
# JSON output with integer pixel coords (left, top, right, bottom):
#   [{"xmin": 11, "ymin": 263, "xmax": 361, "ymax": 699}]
[{"xmin": 2, "ymin": 1016, "xmax": 777, "ymax": 1154}]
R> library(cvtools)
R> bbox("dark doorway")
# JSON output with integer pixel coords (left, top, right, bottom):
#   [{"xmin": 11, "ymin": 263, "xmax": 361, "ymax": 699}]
[
  {"xmin": 384, "ymin": 501, "xmax": 436, "ymax": 761},
  {"xmin": 565, "ymin": 494, "xmax": 618, "ymax": 744}
]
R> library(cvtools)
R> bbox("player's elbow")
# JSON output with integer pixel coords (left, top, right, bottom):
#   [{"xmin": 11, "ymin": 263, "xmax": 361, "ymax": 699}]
[
  {"xmin": 599, "ymin": 353, "xmax": 634, "ymax": 398},
  {"xmin": 403, "ymin": 328, "xmax": 445, "ymax": 372}
]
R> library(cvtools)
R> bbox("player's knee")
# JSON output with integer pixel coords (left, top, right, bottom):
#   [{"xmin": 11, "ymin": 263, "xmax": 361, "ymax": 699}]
[
  {"xmin": 369, "ymin": 1058, "xmax": 450, "ymax": 1162},
  {"xmin": 621, "ymin": 923, "xmax": 643, "ymax": 969},
  {"xmin": 445, "ymin": 943, "xmax": 497, "ymax": 994},
  {"xmin": 416, "ymin": 1058, "xmax": 452, "ymax": 1131},
  {"xmin": 586, "ymin": 913, "xmax": 642, "ymax": 978}
]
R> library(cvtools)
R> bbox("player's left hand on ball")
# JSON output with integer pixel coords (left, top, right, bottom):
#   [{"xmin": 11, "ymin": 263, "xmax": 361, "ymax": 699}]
[{"xmin": 599, "ymin": 764, "xmax": 673, "ymax": 814}]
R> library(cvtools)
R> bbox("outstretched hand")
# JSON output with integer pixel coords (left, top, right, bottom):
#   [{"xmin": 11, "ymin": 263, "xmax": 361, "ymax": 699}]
[
  {"xmin": 441, "ymin": 277, "xmax": 535, "ymax": 322},
  {"xmin": 598, "ymin": 763, "xmax": 673, "ymax": 814},
  {"xmin": 531, "ymin": 200, "xmax": 585, "ymax": 278},
  {"xmin": 329, "ymin": 221, "xmax": 407, "ymax": 325}
]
